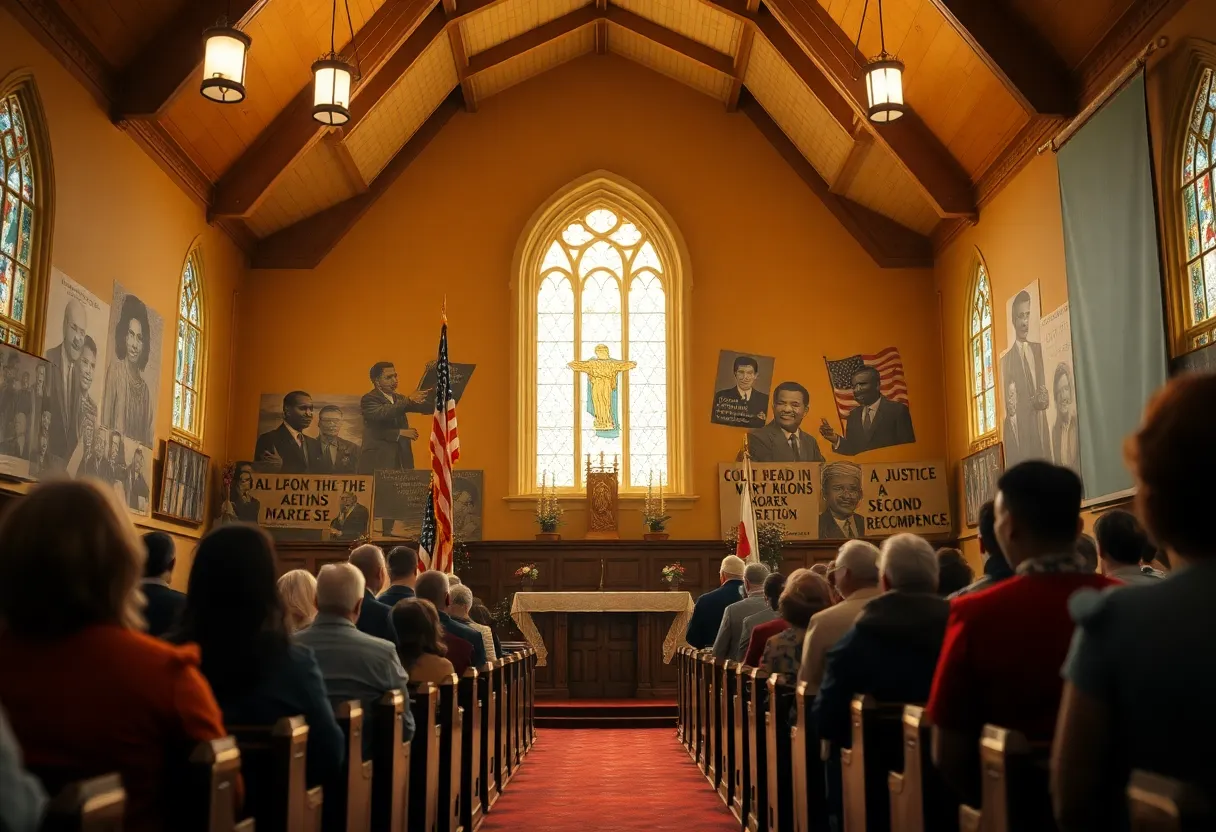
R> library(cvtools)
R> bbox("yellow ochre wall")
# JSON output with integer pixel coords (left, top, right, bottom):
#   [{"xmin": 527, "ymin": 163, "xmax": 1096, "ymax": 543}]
[
  {"xmin": 235, "ymin": 55, "xmax": 946, "ymax": 541},
  {"xmin": 1, "ymin": 8, "xmax": 247, "ymax": 588}
]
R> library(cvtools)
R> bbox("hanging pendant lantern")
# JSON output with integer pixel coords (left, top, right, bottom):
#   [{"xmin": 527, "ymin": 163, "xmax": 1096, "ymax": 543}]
[
  {"xmin": 312, "ymin": 57, "xmax": 354, "ymax": 125},
  {"xmin": 863, "ymin": 56, "xmax": 906, "ymax": 123},
  {"xmin": 200, "ymin": 23, "xmax": 251, "ymax": 103}
]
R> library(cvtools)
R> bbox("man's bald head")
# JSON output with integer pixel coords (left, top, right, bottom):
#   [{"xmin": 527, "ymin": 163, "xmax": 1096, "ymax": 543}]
[
  {"xmin": 63, "ymin": 300, "xmax": 87, "ymax": 362},
  {"xmin": 348, "ymin": 544, "xmax": 387, "ymax": 595},
  {"xmin": 415, "ymin": 571, "xmax": 451, "ymax": 610}
]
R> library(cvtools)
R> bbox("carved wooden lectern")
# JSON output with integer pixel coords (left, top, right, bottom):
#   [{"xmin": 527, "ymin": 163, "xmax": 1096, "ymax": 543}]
[{"xmin": 585, "ymin": 453, "xmax": 619, "ymax": 539}]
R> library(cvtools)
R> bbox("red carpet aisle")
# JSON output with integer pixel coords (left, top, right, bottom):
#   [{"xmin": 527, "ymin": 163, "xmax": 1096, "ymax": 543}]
[{"xmin": 478, "ymin": 729, "xmax": 739, "ymax": 832}]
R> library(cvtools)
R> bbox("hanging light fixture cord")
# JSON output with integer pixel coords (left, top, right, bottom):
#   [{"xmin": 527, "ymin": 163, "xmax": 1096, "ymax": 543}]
[
  {"xmin": 344, "ymin": 0, "xmax": 363, "ymax": 81},
  {"xmin": 330, "ymin": 0, "xmax": 338, "ymax": 56},
  {"xmin": 853, "ymin": 0, "xmax": 871, "ymax": 78},
  {"xmin": 877, "ymin": 0, "xmax": 887, "ymax": 58}
]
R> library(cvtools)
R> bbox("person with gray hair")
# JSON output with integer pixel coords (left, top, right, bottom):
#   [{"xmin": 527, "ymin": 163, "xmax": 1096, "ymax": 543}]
[
  {"xmin": 294, "ymin": 563, "xmax": 414, "ymax": 750},
  {"xmin": 738, "ymin": 572, "xmax": 786, "ymax": 663},
  {"xmin": 798, "ymin": 540, "xmax": 881, "ymax": 694},
  {"xmin": 449, "ymin": 583, "xmax": 497, "ymax": 661},
  {"xmin": 415, "ymin": 571, "xmax": 486, "ymax": 669},
  {"xmin": 685, "ymin": 554, "xmax": 747, "ymax": 648},
  {"xmin": 711, "ymin": 561, "xmax": 771, "ymax": 661},
  {"xmin": 348, "ymin": 544, "xmax": 397, "ymax": 645},
  {"xmin": 813, "ymin": 534, "xmax": 948, "ymax": 748}
]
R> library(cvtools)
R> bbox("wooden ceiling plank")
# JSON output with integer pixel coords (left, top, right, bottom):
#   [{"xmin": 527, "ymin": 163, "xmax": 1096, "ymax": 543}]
[
  {"xmin": 829, "ymin": 128, "xmax": 870, "ymax": 194},
  {"xmin": 738, "ymin": 89, "xmax": 933, "ymax": 268},
  {"xmin": 605, "ymin": 7, "xmax": 733, "ymax": 76},
  {"xmin": 210, "ymin": 0, "xmax": 444, "ymax": 219},
  {"xmin": 113, "ymin": 0, "xmax": 268, "ymax": 120},
  {"xmin": 726, "ymin": 0, "xmax": 761, "ymax": 111},
  {"xmin": 753, "ymin": 7, "xmax": 853, "ymax": 132},
  {"xmin": 253, "ymin": 88, "xmax": 463, "ymax": 269},
  {"xmin": 442, "ymin": 0, "xmax": 477, "ymax": 110},
  {"xmin": 465, "ymin": 5, "xmax": 600, "ymax": 76},
  {"xmin": 925, "ymin": 0, "xmax": 1075, "ymax": 116},
  {"xmin": 761, "ymin": 0, "xmax": 975, "ymax": 217},
  {"xmin": 1, "ymin": 0, "xmax": 115, "ymax": 108}
]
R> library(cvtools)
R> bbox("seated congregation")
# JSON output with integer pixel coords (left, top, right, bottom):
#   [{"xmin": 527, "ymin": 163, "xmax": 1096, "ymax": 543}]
[
  {"xmin": 677, "ymin": 373, "xmax": 1216, "ymax": 832},
  {"xmin": 0, "ymin": 491, "xmax": 536, "ymax": 832}
]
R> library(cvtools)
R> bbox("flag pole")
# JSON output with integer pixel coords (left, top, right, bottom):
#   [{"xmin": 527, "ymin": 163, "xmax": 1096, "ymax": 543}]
[{"xmin": 823, "ymin": 355, "xmax": 845, "ymax": 433}]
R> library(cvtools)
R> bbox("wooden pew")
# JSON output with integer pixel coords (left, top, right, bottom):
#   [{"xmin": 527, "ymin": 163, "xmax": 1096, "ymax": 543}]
[
  {"xmin": 458, "ymin": 668, "xmax": 484, "ymax": 832},
  {"xmin": 703, "ymin": 655, "xmax": 721, "ymax": 787},
  {"xmin": 408, "ymin": 682, "xmax": 441, "ymax": 832},
  {"xmin": 184, "ymin": 737, "xmax": 255, "ymax": 832},
  {"xmin": 691, "ymin": 650, "xmax": 705, "ymax": 765},
  {"xmin": 478, "ymin": 660, "xmax": 501, "ymax": 814},
  {"xmin": 791, "ymin": 682, "xmax": 828, "ymax": 832},
  {"xmin": 732, "ymin": 665, "xmax": 750, "ymax": 826},
  {"xmin": 331, "ymin": 701, "xmax": 373, "ymax": 832},
  {"xmin": 40, "ymin": 774, "xmax": 125, "ymax": 832},
  {"xmin": 511, "ymin": 651, "xmax": 524, "ymax": 765},
  {"xmin": 956, "ymin": 725, "xmax": 1053, "ymax": 832},
  {"xmin": 371, "ymin": 691, "xmax": 409, "ymax": 832},
  {"xmin": 765, "ymin": 675, "xmax": 796, "ymax": 832},
  {"xmin": 676, "ymin": 647, "xmax": 687, "ymax": 748},
  {"xmin": 747, "ymin": 667, "xmax": 771, "ymax": 832},
  {"xmin": 497, "ymin": 655, "xmax": 514, "ymax": 789},
  {"xmin": 437, "ymin": 675, "xmax": 465, "ymax": 832},
  {"xmin": 231, "ymin": 716, "xmax": 323, "ymax": 832},
  {"xmin": 718, "ymin": 660, "xmax": 739, "ymax": 808},
  {"xmin": 1128, "ymin": 770, "xmax": 1214, "ymax": 832},
  {"xmin": 523, "ymin": 647, "xmax": 536, "ymax": 753},
  {"xmin": 888, "ymin": 705, "xmax": 957, "ymax": 832},
  {"xmin": 840, "ymin": 696, "xmax": 905, "ymax": 832}
]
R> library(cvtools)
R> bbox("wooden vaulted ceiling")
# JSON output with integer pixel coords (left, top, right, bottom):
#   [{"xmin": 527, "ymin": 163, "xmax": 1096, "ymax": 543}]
[{"xmin": 4, "ymin": 0, "xmax": 1185, "ymax": 268}]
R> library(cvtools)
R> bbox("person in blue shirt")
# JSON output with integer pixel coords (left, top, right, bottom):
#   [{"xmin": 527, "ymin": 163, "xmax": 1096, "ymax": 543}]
[{"xmin": 685, "ymin": 555, "xmax": 746, "ymax": 649}]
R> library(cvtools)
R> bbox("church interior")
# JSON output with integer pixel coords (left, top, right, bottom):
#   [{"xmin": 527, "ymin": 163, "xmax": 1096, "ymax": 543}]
[{"xmin": 1, "ymin": 0, "xmax": 1214, "ymax": 828}]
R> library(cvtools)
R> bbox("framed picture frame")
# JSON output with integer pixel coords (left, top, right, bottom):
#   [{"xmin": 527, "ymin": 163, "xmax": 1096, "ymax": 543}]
[
  {"xmin": 155, "ymin": 439, "xmax": 210, "ymax": 525},
  {"xmin": 962, "ymin": 442, "xmax": 1004, "ymax": 528}
]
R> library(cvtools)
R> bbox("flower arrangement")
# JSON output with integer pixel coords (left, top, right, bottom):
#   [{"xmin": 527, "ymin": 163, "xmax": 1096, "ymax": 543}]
[
  {"xmin": 217, "ymin": 462, "xmax": 237, "ymax": 523},
  {"xmin": 661, "ymin": 562, "xmax": 686, "ymax": 586},
  {"xmin": 642, "ymin": 472, "xmax": 671, "ymax": 533},
  {"xmin": 514, "ymin": 563, "xmax": 539, "ymax": 582},
  {"xmin": 725, "ymin": 521, "xmax": 787, "ymax": 571},
  {"xmin": 535, "ymin": 472, "xmax": 564, "ymax": 533}
]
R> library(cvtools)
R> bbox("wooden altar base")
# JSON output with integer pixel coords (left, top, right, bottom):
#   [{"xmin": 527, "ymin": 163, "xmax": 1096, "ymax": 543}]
[{"xmin": 536, "ymin": 700, "xmax": 676, "ymax": 729}]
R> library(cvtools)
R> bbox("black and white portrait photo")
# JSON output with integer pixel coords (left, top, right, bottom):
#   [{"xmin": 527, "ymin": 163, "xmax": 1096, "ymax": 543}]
[
  {"xmin": 101, "ymin": 283, "xmax": 162, "ymax": 450},
  {"xmin": 227, "ymin": 461, "xmax": 260, "ymax": 524},
  {"xmin": 1000, "ymin": 282, "xmax": 1050, "ymax": 466},
  {"xmin": 819, "ymin": 461, "xmax": 866, "ymax": 539},
  {"xmin": 452, "ymin": 470, "xmax": 484, "ymax": 542},
  {"xmin": 359, "ymin": 361, "xmax": 431, "ymax": 473},
  {"xmin": 329, "ymin": 489, "xmax": 371, "ymax": 540},
  {"xmin": 962, "ymin": 443, "xmax": 1004, "ymax": 527},
  {"xmin": 255, "ymin": 391, "xmax": 322, "ymax": 473},
  {"xmin": 158, "ymin": 440, "xmax": 210, "ymax": 524},
  {"xmin": 254, "ymin": 392, "xmax": 363, "ymax": 475},
  {"xmin": 710, "ymin": 349, "xmax": 774, "ymax": 428},
  {"xmin": 744, "ymin": 381, "xmax": 826, "ymax": 463},
  {"xmin": 1042, "ymin": 302, "xmax": 1080, "ymax": 476},
  {"xmin": 0, "ymin": 346, "xmax": 51, "ymax": 480},
  {"xmin": 820, "ymin": 349, "xmax": 915, "ymax": 456},
  {"xmin": 41, "ymin": 269, "xmax": 110, "ymax": 475}
]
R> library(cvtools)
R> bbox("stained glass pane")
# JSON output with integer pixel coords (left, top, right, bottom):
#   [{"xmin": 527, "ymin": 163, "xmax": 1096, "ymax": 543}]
[
  {"xmin": 1185, "ymin": 134, "xmax": 1198, "ymax": 184},
  {"xmin": 5, "ymin": 161, "xmax": 17, "ymax": 196},
  {"xmin": 585, "ymin": 209, "xmax": 617, "ymax": 233},
  {"xmin": 0, "ymin": 101, "xmax": 9, "ymax": 133},
  {"xmin": 634, "ymin": 241, "xmax": 663, "ymax": 273},
  {"xmin": 579, "ymin": 271, "xmax": 623, "ymax": 479},
  {"xmin": 179, "ymin": 267, "xmax": 191, "ymax": 315},
  {"xmin": 175, "ymin": 321, "xmax": 186, "ymax": 382},
  {"xmin": 8, "ymin": 330, "xmax": 19, "ymax": 347},
  {"xmin": 186, "ymin": 326, "xmax": 199, "ymax": 387},
  {"xmin": 184, "ymin": 387, "xmax": 195, "ymax": 432},
  {"xmin": 0, "ymin": 193, "xmax": 16, "ymax": 257},
  {"xmin": 1205, "ymin": 113, "xmax": 1215, "ymax": 142},
  {"xmin": 0, "ymin": 158, "xmax": 5, "ymax": 188},
  {"xmin": 1192, "ymin": 69, "xmax": 1211, "ymax": 132},
  {"xmin": 17, "ymin": 202, "xmax": 31, "ymax": 265},
  {"xmin": 628, "ymin": 272, "xmax": 667, "ymax": 486},
  {"xmin": 537, "ymin": 273, "xmax": 575, "ymax": 487},
  {"xmin": 984, "ymin": 392, "xmax": 996, "ymax": 434},
  {"xmin": 1200, "ymin": 174, "xmax": 1216, "ymax": 255},
  {"xmin": 970, "ymin": 307, "xmax": 980, "ymax": 336},
  {"xmin": 561, "ymin": 223, "xmax": 593, "ymax": 247},
  {"xmin": 609, "ymin": 222, "xmax": 642, "ymax": 246},
  {"xmin": 579, "ymin": 240, "xmax": 623, "ymax": 278},
  {"xmin": 971, "ymin": 337, "xmax": 982, "ymax": 394},
  {"xmin": 1206, "ymin": 249, "xmax": 1216, "ymax": 319},
  {"xmin": 1185, "ymin": 185, "xmax": 1201, "ymax": 259},
  {"xmin": 1190, "ymin": 260, "xmax": 1206, "ymax": 324},
  {"xmin": 1201, "ymin": 141, "xmax": 1211, "ymax": 174},
  {"xmin": 982, "ymin": 328, "xmax": 994, "ymax": 390},
  {"xmin": 2, "ymin": 135, "xmax": 12, "ymax": 162},
  {"xmin": 189, "ymin": 295, "xmax": 200, "ymax": 325},
  {"xmin": 173, "ymin": 383, "xmax": 183, "ymax": 426},
  {"xmin": 0, "ymin": 256, "xmax": 10, "ymax": 316},
  {"xmin": 541, "ymin": 240, "xmax": 570, "ymax": 273},
  {"xmin": 9, "ymin": 99, "xmax": 25, "ymax": 151},
  {"xmin": 18, "ymin": 154, "xmax": 32, "ymax": 203},
  {"xmin": 13, "ymin": 265, "xmax": 26, "ymax": 323}
]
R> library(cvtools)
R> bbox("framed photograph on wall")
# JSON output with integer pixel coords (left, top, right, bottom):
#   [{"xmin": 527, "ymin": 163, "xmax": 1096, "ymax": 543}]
[
  {"xmin": 156, "ymin": 439, "xmax": 210, "ymax": 525},
  {"xmin": 962, "ymin": 443, "xmax": 1004, "ymax": 528}
]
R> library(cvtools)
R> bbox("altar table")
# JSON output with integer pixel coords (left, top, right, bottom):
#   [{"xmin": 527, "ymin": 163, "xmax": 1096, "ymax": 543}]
[{"xmin": 510, "ymin": 591, "xmax": 694, "ymax": 668}]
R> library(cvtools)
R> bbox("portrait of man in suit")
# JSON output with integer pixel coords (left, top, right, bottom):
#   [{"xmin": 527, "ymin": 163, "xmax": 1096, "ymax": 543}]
[
  {"xmin": 452, "ymin": 477, "xmax": 483, "ymax": 542},
  {"xmin": 0, "ymin": 410, "xmax": 30, "ymax": 460},
  {"xmin": 317, "ymin": 405, "xmax": 359, "ymax": 474},
  {"xmin": 712, "ymin": 354, "xmax": 770, "ymax": 428},
  {"xmin": 818, "ymin": 461, "xmax": 866, "ymax": 540},
  {"xmin": 999, "ymin": 290, "xmax": 1050, "ymax": 464},
  {"xmin": 818, "ymin": 365, "xmax": 915, "ymax": 455},
  {"xmin": 358, "ymin": 362, "xmax": 430, "ymax": 474},
  {"xmin": 255, "ymin": 390, "xmax": 323, "ymax": 474},
  {"xmin": 744, "ymin": 381, "xmax": 825, "ymax": 463},
  {"xmin": 330, "ymin": 490, "xmax": 370, "ymax": 540},
  {"xmin": 74, "ymin": 336, "xmax": 99, "ymax": 446},
  {"xmin": 0, "ymin": 354, "xmax": 20, "ymax": 444},
  {"xmin": 44, "ymin": 299, "xmax": 87, "ymax": 462},
  {"xmin": 1001, "ymin": 380, "xmax": 1022, "ymax": 464},
  {"xmin": 127, "ymin": 446, "xmax": 150, "ymax": 513}
]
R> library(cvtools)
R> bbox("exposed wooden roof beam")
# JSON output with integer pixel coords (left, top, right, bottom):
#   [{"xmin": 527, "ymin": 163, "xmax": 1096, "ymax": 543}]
[
  {"xmin": 596, "ymin": 0, "xmax": 609, "ymax": 55},
  {"xmin": 441, "ymin": 0, "xmax": 477, "ymax": 110},
  {"xmin": 0, "ymin": 0, "xmax": 114, "ymax": 108},
  {"xmin": 925, "ymin": 0, "xmax": 1074, "ymax": 116},
  {"xmin": 252, "ymin": 90, "xmax": 462, "ymax": 269},
  {"xmin": 210, "ymin": 0, "xmax": 443, "ymax": 219},
  {"xmin": 465, "ymin": 6, "xmax": 600, "ymax": 75},
  {"xmin": 726, "ymin": 0, "xmax": 760, "ymax": 111},
  {"xmin": 605, "ymin": 7, "xmax": 733, "ymax": 75},
  {"xmin": 759, "ymin": 0, "xmax": 975, "ymax": 218},
  {"xmin": 753, "ymin": 7, "xmax": 852, "ymax": 132},
  {"xmin": 113, "ymin": 0, "xmax": 268, "ymax": 120},
  {"xmin": 830, "ymin": 126, "xmax": 870, "ymax": 194},
  {"xmin": 738, "ymin": 89, "xmax": 932, "ymax": 268}
]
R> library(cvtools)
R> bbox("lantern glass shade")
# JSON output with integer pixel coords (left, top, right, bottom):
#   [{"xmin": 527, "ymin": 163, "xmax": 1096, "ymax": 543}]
[
  {"xmin": 864, "ymin": 58, "xmax": 906, "ymax": 123},
  {"xmin": 312, "ymin": 59, "xmax": 353, "ymax": 125},
  {"xmin": 200, "ymin": 26, "xmax": 251, "ymax": 103}
]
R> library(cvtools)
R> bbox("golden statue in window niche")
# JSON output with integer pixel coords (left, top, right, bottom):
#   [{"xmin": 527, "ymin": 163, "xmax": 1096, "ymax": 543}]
[{"xmin": 568, "ymin": 344, "xmax": 636, "ymax": 435}]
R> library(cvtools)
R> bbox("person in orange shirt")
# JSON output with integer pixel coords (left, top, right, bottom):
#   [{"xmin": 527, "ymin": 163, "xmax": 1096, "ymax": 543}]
[{"xmin": 0, "ymin": 480, "xmax": 228, "ymax": 832}]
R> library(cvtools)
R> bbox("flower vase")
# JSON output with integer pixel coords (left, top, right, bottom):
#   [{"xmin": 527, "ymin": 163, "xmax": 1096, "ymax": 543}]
[
  {"xmin": 521, "ymin": 578, "xmax": 535, "ymax": 590},
  {"xmin": 643, "ymin": 532, "xmax": 669, "ymax": 541},
  {"xmin": 666, "ymin": 579, "xmax": 682, "ymax": 592},
  {"xmin": 535, "ymin": 532, "xmax": 561, "ymax": 541}
]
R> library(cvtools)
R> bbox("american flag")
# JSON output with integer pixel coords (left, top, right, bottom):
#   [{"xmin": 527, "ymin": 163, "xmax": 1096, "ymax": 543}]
[
  {"xmin": 824, "ymin": 347, "xmax": 909, "ymax": 425},
  {"xmin": 418, "ymin": 316, "xmax": 460, "ymax": 574}
]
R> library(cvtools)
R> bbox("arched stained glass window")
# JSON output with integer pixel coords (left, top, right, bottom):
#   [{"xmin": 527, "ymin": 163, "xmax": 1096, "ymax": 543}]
[
  {"xmin": 967, "ymin": 260, "xmax": 996, "ymax": 440},
  {"xmin": 1181, "ymin": 67, "xmax": 1216, "ymax": 344},
  {"xmin": 172, "ymin": 247, "xmax": 205, "ymax": 441},
  {"xmin": 0, "ymin": 90, "xmax": 39, "ymax": 346}
]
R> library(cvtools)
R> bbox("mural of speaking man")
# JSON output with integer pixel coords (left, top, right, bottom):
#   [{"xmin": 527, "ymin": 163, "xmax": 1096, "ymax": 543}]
[
  {"xmin": 255, "ymin": 391, "xmax": 323, "ymax": 474},
  {"xmin": 818, "ymin": 461, "xmax": 866, "ymax": 539},
  {"xmin": 1000, "ymin": 289, "xmax": 1049, "ymax": 464},
  {"xmin": 359, "ymin": 362, "xmax": 431, "ymax": 473},
  {"xmin": 818, "ymin": 365, "xmax": 915, "ymax": 455},
  {"xmin": 744, "ymin": 381, "xmax": 825, "ymax": 463},
  {"xmin": 713, "ymin": 355, "xmax": 769, "ymax": 428}
]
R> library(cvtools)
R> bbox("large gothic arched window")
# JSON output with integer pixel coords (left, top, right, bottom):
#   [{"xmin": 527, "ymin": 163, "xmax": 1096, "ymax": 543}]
[
  {"xmin": 0, "ymin": 80, "xmax": 50, "ymax": 348},
  {"xmin": 967, "ymin": 257, "xmax": 996, "ymax": 441},
  {"xmin": 1180, "ymin": 66, "xmax": 1216, "ymax": 345}
]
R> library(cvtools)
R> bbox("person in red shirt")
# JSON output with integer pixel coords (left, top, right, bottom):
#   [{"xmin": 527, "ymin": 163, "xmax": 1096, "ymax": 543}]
[
  {"xmin": 0, "ymin": 480, "xmax": 228, "ymax": 832},
  {"xmin": 926, "ymin": 460, "xmax": 1113, "ymax": 802}
]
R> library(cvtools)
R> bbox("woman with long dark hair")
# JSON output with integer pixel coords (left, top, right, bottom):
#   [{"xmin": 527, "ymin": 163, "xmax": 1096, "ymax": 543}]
[
  {"xmin": 101, "ymin": 293, "xmax": 153, "ymax": 446},
  {"xmin": 174, "ymin": 525, "xmax": 343, "ymax": 792},
  {"xmin": 391, "ymin": 598, "xmax": 455, "ymax": 685}
]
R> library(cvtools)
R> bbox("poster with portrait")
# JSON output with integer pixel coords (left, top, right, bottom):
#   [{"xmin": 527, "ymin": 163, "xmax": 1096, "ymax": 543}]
[
  {"xmin": 999, "ymin": 281, "xmax": 1049, "ymax": 470},
  {"xmin": 239, "ymin": 467, "xmax": 374, "ymax": 539},
  {"xmin": 1041, "ymin": 302, "xmax": 1080, "ymax": 476},
  {"xmin": 359, "ymin": 361, "xmax": 432, "ymax": 473},
  {"xmin": 253, "ymin": 392, "xmax": 364, "ymax": 474},
  {"xmin": 0, "ymin": 346, "xmax": 51, "ymax": 480},
  {"xmin": 718, "ymin": 460, "xmax": 950, "ymax": 540},
  {"xmin": 962, "ymin": 443, "xmax": 1003, "ymax": 527},
  {"xmin": 373, "ymin": 469, "xmax": 485, "ymax": 541},
  {"xmin": 41, "ymin": 268, "xmax": 110, "ymax": 477},
  {"xmin": 821, "ymin": 348, "xmax": 915, "ymax": 455},
  {"xmin": 97, "ymin": 283, "xmax": 162, "ymax": 515},
  {"xmin": 1004, "ymin": 279, "xmax": 1042, "ymax": 349},
  {"xmin": 156, "ymin": 440, "xmax": 210, "ymax": 524},
  {"xmin": 710, "ymin": 350, "xmax": 775, "ymax": 428}
]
